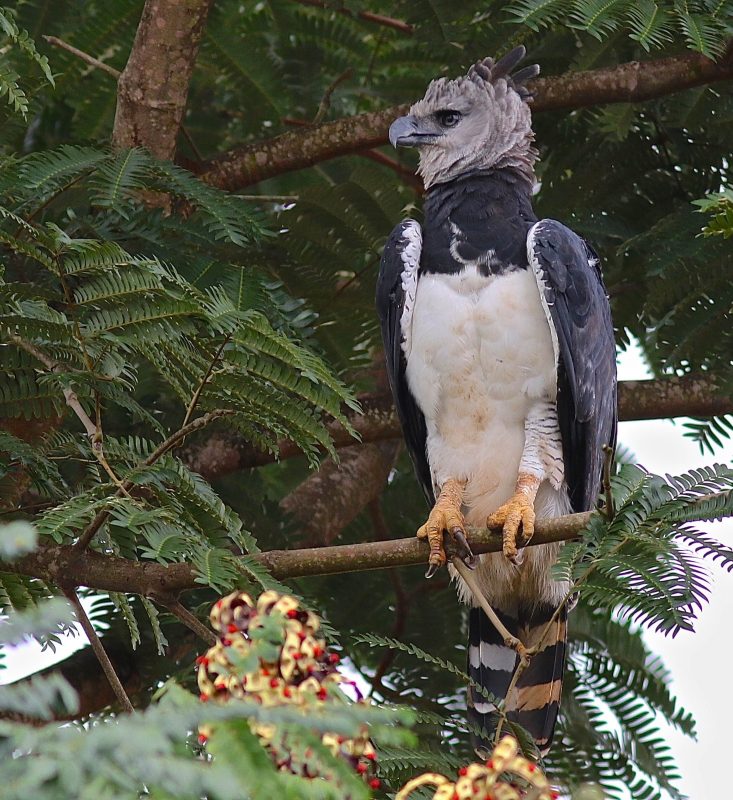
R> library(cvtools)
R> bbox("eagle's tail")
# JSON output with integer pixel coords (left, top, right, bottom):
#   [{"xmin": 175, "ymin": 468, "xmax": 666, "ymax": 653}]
[{"xmin": 467, "ymin": 603, "xmax": 567, "ymax": 756}]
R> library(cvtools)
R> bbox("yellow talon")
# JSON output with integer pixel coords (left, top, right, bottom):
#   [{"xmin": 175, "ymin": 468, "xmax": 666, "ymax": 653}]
[
  {"xmin": 417, "ymin": 478, "xmax": 471, "ymax": 576},
  {"xmin": 487, "ymin": 473, "xmax": 540, "ymax": 562}
]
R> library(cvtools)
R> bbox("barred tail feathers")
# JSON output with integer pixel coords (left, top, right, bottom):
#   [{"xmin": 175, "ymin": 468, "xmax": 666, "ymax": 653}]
[
  {"xmin": 467, "ymin": 603, "xmax": 568, "ymax": 756},
  {"xmin": 467, "ymin": 605, "xmax": 519, "ymax": 756}
]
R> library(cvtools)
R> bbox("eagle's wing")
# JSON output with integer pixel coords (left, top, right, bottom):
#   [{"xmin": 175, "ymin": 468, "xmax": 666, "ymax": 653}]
[
  {"xmin": 528, "ymin": 219, "xmax": 617, "ymax": 512},
  {"xmin": 376, "ymin": 219, "xmax": 434, "ymax": 505}
]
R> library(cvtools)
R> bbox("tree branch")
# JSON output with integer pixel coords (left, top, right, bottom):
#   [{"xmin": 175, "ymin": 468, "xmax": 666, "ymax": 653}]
[
  {"xmin": 281, "ymin": 441, "xmax": 400, "ymax": 547},
  {"xmin": 201, "ymin": 46, "xmax": 733, "ymax": 191},
  {"xmin": 12, "ymin": 485, "xmax": 730, "ymax": 597},
  {"xmin": 72, "ymin": 409, "xmax": 233, "ymax": 553},
  {"xmin": 62, "ymin": 587, "xmax": 135, "ymax": 713},
  {"xmin": 292, "ymin": 0, "xmax": 413, "ymax": 34},
  {"xmin": 184, "ymin": 376, "xmax": 733, "ymax": 480},
  {"xmin": 112, "ymin": 0, "xmax": 214, "ymax": 159},
  {"xmin": 43, "ymin": 36, "xmax": 121, "ymax": 79},
  {"xmin": 156, "ymin": 598, "xmax": 216, "ymax": 646},
  {"xmin": 7, "ymin": 511, "xmax": 594, "ymax": 597},
  {"xmin": 8, "ymin": 335, "xmax": 96, "ymax": 439}
]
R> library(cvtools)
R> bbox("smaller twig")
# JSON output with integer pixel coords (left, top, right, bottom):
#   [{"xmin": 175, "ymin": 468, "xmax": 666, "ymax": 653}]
[
  {"xmin": 9, "ymin": 335, "xmax": 126, "ymax": 488},
  {"xmin": 238, "ymin": 194, "xmax": 299, "ymax": 202},
  {"xmin": 71, "ymin": 409, "xmax": 234, "ymax": 554},
  {"xmin": 494, "ymin": 648, "xmax": 533, "ymax": 744},
  {"xmin": 8, "ymin": 335, "xmax": 97, "ymax": 438},
  {"xmin": 158, "ymin": 597, "xmax": 216, "ymax": 646},
  {"xmin": 333, "ymin": 254, "xmax": 380, "ymax": 298},
  {"xmin": 182, "ymin": 338, "xmax": 231, "ymax": 428},
  {"xmin": 43, "ymin": 36, "xmax": 121, "ymax": 79},
  {"xmin": 281, "ymin": 116, "xmax": 312, "ymax": 128},
  {"xmin": 73, "ymin": 413, "xmax": 230, "ymax": 554},
  {"xmin": 63, "ymin": 586, "xmax": 134, "ymax": 713},
  {"xmin": 313, "ymin": 69, "xmax": 353, "ymax": 124},
  {"xmin": 359, "ymin": 150, "xmax": 423, "ymax": 191},
  {"xmin": 148, "ymin": 409, "xmax": 235, "ymax": 465},
  {"xmin": 494, "ymin": 524, "xmax": 637, "ymax": 742},
  {"xmin": 451, "ymin": 558, "xmax": 528, "ymax": 659},
  {"xmin": 291, "ymin": 0, "xmax": 413, "ymax": 34},
  {"xmin": 43, "ymin": 35, "xmax": 201, "ymax": 164},
  {"xmin": 602, "ymin": 444, "xmax": 615, "ymax": 521},
  {"xmin": 180, "ymin": 125, "xmax": 204, "ymax": 164}
]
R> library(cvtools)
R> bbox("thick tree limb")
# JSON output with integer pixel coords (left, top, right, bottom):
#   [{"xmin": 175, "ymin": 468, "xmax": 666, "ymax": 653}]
[
  {"xmin": 112, "ymin": 0, "xmax": 214, "ymax": 159},
  {"xmin": 618, "ymin": 376, "xmax": 732, "ymax": 421},
  {"xmin": 281, "ymin": 441, "xmax": 400, "ymax": 547},
  {"xmin": 185, "ymin": 376, "xmax": 733, "ymax": 480},
  {"xmin": 6, "ymin": 512, "xmax": 593, "ymax": 597},
  {"xmin": 201, "ymin": 47, "xmax": 733, "ymax": 191}
]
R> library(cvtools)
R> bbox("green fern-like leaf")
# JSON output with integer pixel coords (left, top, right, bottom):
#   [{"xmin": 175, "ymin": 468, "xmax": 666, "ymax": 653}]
[
  {"xmin": 352, "ymin": 632, "xmax": 501, "ymax": 707},
  {"xmin": 505, "ymin": 0, "xmax": 572, "ymax": 30},
  {"xmin": 627, "ymin": 1, "xmax": 676, "ymax": 49},
  {"xmin": 675, "ymin": 3, "xmax": 728, "ymax": 57},
  {"xmin": 569, "ymin": 0, "xmax": 630, "ymax": 39},
  {"xmin": 0, "ymin": 8, "xmax": 54, "ymax": 118}
]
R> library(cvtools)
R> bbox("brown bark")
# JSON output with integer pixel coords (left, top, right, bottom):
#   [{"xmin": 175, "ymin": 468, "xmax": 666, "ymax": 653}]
[
  {"xmin": 184, "ymin": 376, "xmax": 733, "ymax": 480},
  {"xmin": 112, "ymin": 0, "xmax": 214, "ymax": 159},
  {"xmin": 618, "ymin": 376, "xmax": 732, "ymax": 420},
  {"xmin": 4, "ymin": 511, "xmax": 596, "ymax": 596},
  {"xmin": 201, "ymin": 46, "xmax": 733, "ymax": 191},
  {"xmin": 281, "ymin": 441, "xmax": 400, "ymax": 547}
]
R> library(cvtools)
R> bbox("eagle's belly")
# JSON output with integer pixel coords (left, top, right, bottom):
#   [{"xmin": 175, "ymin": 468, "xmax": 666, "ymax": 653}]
[
  {"xmin": 405, "ymin": 265, "xmax": 568, "ymax": 608},
  {"xmin": 406, "ymin": 265, "xmax": 557, "ymax": 518}
]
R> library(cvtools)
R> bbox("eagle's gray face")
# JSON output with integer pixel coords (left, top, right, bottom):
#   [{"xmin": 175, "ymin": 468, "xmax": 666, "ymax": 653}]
[{"xmin": 389, "ymin": 48, "xmax": 539, "ymax": 189}]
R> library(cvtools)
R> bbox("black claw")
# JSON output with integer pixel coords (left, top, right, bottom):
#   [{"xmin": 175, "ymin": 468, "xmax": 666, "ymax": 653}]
[
  {"xmin": 425, "ymin": 562, "xmax": 439, "ymax": 579},
  {"xmin": 453, "ymin": 529, "xmax": 475, "ymax": 564}
]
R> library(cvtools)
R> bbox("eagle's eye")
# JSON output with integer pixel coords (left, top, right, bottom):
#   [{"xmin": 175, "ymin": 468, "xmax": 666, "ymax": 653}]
[{"xmin": 436, "ymin": 110, "xmax": 461, "ymax": 128}]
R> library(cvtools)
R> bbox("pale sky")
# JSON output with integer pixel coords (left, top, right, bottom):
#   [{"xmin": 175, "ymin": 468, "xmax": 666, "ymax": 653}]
[
  {"xmin": 616, "ymin": 347, "xmax": 733, "ymax": 800},
  {"xmin": 2, "ymin": 343, "xmax": 731, "ymax": 800}
]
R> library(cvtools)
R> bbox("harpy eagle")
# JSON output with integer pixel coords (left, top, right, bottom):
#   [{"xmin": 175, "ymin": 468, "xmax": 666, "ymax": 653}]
[{"xmin": 376, "ymin": 47, "xmax": 617, "ymax": 753}]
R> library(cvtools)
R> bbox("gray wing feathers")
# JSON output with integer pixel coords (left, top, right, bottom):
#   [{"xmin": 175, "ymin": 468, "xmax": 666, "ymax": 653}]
[
  {"xmin": 527, "ymin": 219, "xmax": 617, "ymax": 512},
  {"xmin": 376, "ymin": 220, "xmax": 434, "ymax": 505}
]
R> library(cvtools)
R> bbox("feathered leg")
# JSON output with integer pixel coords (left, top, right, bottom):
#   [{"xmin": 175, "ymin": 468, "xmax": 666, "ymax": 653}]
[{"xmin": 487, "ymin": 401, "xmax": 564, "ymax": 563}]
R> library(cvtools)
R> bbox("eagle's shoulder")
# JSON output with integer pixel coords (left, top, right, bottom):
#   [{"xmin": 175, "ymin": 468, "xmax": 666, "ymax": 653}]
[{"xmin": 376, "ymin": 219, "xmax": 421, "ymax": 319}]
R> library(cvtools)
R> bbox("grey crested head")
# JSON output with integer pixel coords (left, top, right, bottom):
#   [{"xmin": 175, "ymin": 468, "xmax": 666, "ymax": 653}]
[{"xmin": 389, "ymin": 46, "xmax": 540, "ymax": 189}]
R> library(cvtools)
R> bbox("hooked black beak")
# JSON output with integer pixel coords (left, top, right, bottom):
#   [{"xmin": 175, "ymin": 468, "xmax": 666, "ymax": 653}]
[{"xmin": 388, "ymin": 115, "xmax": 440, "ymax": 148}]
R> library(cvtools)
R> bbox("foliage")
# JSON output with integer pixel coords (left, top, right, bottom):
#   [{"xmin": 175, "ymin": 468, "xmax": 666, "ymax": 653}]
[
  {"xmin": 0, "ymin": 141, "xmax": 358, "ymax": 600},
  {"xmin": 0, "ymin": 672, "xmax": 410, "ymax": 799},
  {"xmin": 505, "ymin": 0, "xmax": 733, "ymax": 55},
  {"xmin": 0, "ymin": 3, "xmax": 731, "ymax": 800},
  {"xmin": 0, "ymin": 6, "xmax": 54, "ymax": 118}
]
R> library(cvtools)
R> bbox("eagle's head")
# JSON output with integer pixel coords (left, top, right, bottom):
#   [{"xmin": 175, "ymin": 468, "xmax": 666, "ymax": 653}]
[{"xmin": 389, "ymin": 46, "xmax": 539, "ymax": 189}]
